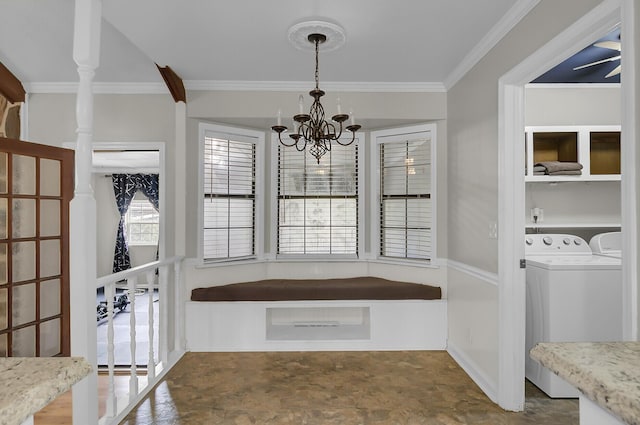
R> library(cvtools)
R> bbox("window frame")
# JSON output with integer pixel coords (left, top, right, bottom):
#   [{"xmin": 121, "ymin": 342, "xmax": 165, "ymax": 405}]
[
  {"xmin": 124, "ymin": 197, "xmax": 160, "ymax": 247},
  {"xmin": 270, "ymin": 132, "xmax": 365, "ymax": 260},
  {"xmin": 371, "ymin": 123, "xmax": 437, "ymax": 263},
  {"xmin": 198, "ymin": 122, "xmax": 264, "ymax": 263}
]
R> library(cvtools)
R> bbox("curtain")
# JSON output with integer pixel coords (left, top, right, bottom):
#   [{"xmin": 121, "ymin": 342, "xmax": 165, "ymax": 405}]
[{"xmin": 112, "ymin": 173, "xmax": 160, "ymax": 273}]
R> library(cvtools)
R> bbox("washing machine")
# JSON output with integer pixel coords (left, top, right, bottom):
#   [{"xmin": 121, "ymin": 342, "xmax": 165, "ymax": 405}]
[{"xmin": 524, "ymin": 233, "xmax": 623, "ymax": 398}]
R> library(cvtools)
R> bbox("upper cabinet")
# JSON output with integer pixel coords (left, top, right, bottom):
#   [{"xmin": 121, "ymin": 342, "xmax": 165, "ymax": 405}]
[{"xmin": 525, "ymin": 125, "xmax": 621, "ymax": 182}]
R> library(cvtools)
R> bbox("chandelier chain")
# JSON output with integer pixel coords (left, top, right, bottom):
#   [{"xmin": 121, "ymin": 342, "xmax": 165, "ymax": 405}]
[{"xmin": 315, "ymin": 38, "xmax": 320, "ymax": 90}]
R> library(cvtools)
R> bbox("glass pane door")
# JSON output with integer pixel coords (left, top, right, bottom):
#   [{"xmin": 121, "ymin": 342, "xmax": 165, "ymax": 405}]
[{"xmin": 0, "ymin": 137, "xmax": 73, "ymax": 357}]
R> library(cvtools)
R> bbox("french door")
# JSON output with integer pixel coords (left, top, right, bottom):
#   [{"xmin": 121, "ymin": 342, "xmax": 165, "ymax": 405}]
[{"xmin": 0, "ymin": 137, "xmax": 73, "ymax": 356}]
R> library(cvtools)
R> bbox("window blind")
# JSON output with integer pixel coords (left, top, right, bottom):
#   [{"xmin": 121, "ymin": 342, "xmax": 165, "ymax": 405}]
[
  {"xmin": 203, "ymin": 135, "xmax": 255, "ymax": 260},
  {"xmin": 277, "ymin": 141, "xmax": 358, "ymax": 255},
  {"xmin": 379, "ymin": 136, "xmax": 432, "ymax": 260}
]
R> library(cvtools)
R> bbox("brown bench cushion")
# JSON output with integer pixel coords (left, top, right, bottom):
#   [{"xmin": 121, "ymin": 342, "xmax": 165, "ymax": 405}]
[{"xmin": 191, "ymin": 277, "xmax": 441, "ymax": 302}]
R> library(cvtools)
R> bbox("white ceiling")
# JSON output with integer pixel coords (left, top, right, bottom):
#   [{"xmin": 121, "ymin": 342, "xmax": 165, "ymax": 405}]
[
  {"xmin": 1, "ymin": 0, "xmax": 521, "ymax": 87},
  {"xmin": 92, "ymin": 150, "xmax": 160, "ymax": 173}
]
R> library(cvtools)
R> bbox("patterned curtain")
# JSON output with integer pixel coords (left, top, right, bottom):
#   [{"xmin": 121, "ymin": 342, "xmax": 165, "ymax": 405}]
[{"xmin": 112, "ymin": 173, "xmax": 160, "ymax": 273}]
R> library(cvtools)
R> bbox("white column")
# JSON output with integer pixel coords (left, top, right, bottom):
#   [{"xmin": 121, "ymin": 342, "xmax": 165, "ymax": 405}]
[
  {"xmin": 174, "ymin": 101, "xmax": 187, "ymax": 354},
  {"xmin": 70, "ymin": 0, "xmax": 101, "ymax": 424},
  {"xmin": 621, "ymin": 0, "xmax": 638, "ymax": 340},
  {"xmin": 174, "ymin": 102, "xmax": 187, "ymax": 257}
]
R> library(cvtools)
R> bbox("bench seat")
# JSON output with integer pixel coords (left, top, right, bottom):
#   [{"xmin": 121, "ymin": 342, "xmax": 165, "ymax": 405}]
[
  {"xmin": 191, "ymin": 277, "xmax": 441, "ymax": 302},
  {"xmin": 186, "ymin": 277, "xmax": 446, "ymax": 352}
]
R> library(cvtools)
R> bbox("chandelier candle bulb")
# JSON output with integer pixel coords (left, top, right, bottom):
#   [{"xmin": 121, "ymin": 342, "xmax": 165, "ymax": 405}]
[
  {"xmin": 350, "ymin": 109, "xmax": 355, "ymax": 126},
  {"xmin": 337, "ymin": 98, "xmax": 342, "ymax": 114},
  {"xmin": 277, "ymin": 109, "xmax": 282, "ymax": 126},
  {"xmin": 298, "ymin": 95, "xmax": 304, "ymax": 114}
]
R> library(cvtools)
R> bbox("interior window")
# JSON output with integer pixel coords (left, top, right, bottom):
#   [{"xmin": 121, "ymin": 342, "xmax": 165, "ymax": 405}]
[
  {"xmin": 277, "ymin": 140, "xmax": 358, "ymax": 256},
  {"xmin": 375, "ymin": 125, "xmax": 435, "ymax": 261},
  {"xmin": 201, "ymin": 126, "xmax": 258, "ymax": 261},
  {"xmin": 125, "ymin": 198, "xmax": 159, "ymax": 246}
]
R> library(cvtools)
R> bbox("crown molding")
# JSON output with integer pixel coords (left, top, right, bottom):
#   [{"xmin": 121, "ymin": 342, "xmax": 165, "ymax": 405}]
[
  {"xmin": 24, "ymin": 80, "xmax": 446, "ymax": 94},
  {"xmin": 24, "ymin": 82, "xmax": 168, "ymax": 94},
  {"xmin": 184, "ymin": 80, "xmax": 446, "ymax": 93},
  {"xmin": 444, "ymin": 0, "xmax": 541, "ymax": 90}
]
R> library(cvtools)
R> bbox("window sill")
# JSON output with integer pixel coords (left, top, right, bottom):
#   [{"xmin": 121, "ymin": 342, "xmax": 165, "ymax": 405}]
[
  {"xmin": 366, "ymin": 257, "xmax": 442, "ymax": 269},
  {"xmin": 188, "ymin": 256, "xmax": 442, "ymax": 269}
]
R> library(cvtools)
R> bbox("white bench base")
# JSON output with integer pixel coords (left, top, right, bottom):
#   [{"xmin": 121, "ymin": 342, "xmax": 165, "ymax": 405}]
[{"xmin": 186, "ymin": 299, "xmax": 447, "ymax": 352}]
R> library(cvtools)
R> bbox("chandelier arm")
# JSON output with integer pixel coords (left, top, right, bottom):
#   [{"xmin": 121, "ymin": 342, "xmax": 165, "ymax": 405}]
[
  {"xmin": 334, "ymin": 130, "xmax": 358, "ymax": 146},
  {"xmin": 276, "ymin": 132, "xmax": 298, "ymax": 148},
  {"xmin": 294, "ymin": 137, "xmax": 308, "ymax": 152},
  {"xmin": 326, "ymin": 121, "xmax": 341, "ymax": 140}
]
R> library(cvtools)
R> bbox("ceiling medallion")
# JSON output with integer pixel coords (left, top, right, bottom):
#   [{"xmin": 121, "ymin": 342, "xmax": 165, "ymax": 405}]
[{"xmin": 273, "ymin": 21, "xmax": 360, "ymax": 164}]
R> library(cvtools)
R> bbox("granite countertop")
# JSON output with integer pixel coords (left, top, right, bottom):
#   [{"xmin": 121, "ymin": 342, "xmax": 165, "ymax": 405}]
[
  {"xmin": 0, "ymin": 357, "xmax": 92, "ymax": 425},
  {"xmin": 530, "ymin": 342, "xmax": 640, "ymax": 425}
]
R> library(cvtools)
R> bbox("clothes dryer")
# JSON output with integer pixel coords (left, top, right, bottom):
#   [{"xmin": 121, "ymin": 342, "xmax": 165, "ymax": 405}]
[
  {"xmin": 590, "ymin": 231, "xmax": 622, "ymax": 259},
  {"xmin": 525, "ymin": 234, "xmax": 622, "ymax": 398}
]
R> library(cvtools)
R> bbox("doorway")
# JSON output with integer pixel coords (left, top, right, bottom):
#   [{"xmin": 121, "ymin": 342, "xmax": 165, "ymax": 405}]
[
  {"xmin": 91, "ymin": 143, "xmax": 165, "ymax": 367},
  {"xmin": 497, "ymin": 1, "xmax": 635, "ymax": 411}
]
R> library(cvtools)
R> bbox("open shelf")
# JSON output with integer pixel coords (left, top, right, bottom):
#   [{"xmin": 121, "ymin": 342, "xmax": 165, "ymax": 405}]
[
  {"xmin": 532, "ymin": 132, "xmax": 578, "ymax": 164},
  {"xmin": 525, "ymin": 126, "xmax": 621, "ymax": 182},
  {"xmin": 266, "ymin": 306, "xmax": 371, "ymax": 341},
  {"xmin": 590, "ymin": 131, "xmax": 621, "ymax": 175}
]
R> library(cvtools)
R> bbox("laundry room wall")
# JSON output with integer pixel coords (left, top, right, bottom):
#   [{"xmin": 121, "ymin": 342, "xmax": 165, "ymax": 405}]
[
  {"xmin": 525, "ymin": 85, "xmax": 621, "ymax": 126},
  {"xmin": 524, "ymin": 85, "xmax": 621, "ymax": 241}
]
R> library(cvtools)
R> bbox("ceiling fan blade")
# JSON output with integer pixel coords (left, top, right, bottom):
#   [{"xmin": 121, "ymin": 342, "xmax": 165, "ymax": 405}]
[
  {"xmin": 573, "ymin": 55, "xmax": 621, "ymax": 71},
  {"xmin": 594, "ymin": 41, "xmax": 621, "ymax": 51},
  {"xmin": 605, "ymin": 64, "xmax": 621, "ymax": 78}
]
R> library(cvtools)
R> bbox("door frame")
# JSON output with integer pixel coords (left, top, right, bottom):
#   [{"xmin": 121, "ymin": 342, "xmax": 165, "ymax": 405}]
[
  {"xmin": 497, "ymin": 0, "xmax": 635, "ymax": 410},
  {"xmin": 63, "ymin": 141, "xmax": 166, "ymax": 264}
]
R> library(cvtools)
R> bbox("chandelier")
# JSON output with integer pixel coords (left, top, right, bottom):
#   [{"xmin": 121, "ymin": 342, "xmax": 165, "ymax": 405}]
[{"xmin": 272, "ymin": 29, "xmax": 361, "ymax": 163}]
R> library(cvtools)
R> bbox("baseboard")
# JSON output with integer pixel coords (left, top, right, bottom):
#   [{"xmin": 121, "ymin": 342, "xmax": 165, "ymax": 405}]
[{"xmin": 447, "ymin": 341, "xmax": 498, "ymax": 404}]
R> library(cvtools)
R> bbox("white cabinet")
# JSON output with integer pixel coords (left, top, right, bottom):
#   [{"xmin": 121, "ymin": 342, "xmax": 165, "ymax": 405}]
[
  {"xmin": 525, "ymin": 125, "xmax": 621, "ymax": 182},
  {"xmin": 525, "ymin": 126, "xmax": 621, "ymax": 235}
]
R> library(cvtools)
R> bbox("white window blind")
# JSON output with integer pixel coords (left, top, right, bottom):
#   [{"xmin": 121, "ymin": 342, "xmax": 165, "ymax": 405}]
[
  {"xmin": 203, "ymin": 134, "xmax": 256, "ymax": 260},
  {"xmin": 379, "ymin": 135, "xmax": 432, "ymax": 260},
  {"xmin": 278, "ymin": 142, "xmax": 358, "ymax": 255}
]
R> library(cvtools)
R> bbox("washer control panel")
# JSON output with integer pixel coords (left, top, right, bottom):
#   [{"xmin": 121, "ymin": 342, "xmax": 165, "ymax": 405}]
[{"xmin": 525, "ymin": 234, "xmax": 591, "ymax": 254}]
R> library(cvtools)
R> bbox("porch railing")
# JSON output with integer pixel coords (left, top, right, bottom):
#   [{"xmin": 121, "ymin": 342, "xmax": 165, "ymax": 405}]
[{"xmin": 95, "ymin": 256, "xmax": 185, "ymax": 425}]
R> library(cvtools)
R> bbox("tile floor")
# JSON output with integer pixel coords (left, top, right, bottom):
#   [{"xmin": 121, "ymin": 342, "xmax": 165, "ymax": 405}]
[{"xmin": 120, "ymin": 351, "xmax": 579, "ymax": 425}]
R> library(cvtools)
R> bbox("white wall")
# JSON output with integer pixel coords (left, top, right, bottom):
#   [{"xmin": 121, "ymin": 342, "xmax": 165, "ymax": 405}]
[
  {"xmin": 26, "ymin": 93, "xmax": 177, "ymax": 263},
  {"xmin": 446, "ymin": 0, "xmax": 604, "ymax": 399}
]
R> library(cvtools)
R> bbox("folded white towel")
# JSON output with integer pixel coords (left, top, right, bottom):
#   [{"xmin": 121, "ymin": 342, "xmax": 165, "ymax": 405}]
[{"xmin": 535, "ymin": 161, "xmax": 583, "ymax": 173}]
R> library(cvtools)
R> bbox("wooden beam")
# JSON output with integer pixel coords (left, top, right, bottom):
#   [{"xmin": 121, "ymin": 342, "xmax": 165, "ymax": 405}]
[
  {"xmin": 156, "ymin": 64, "xmax": 186, "ymax": 103},
  {"xmin": 0, "ymin": 62, "xmax": 26, "ymax": 103}
]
